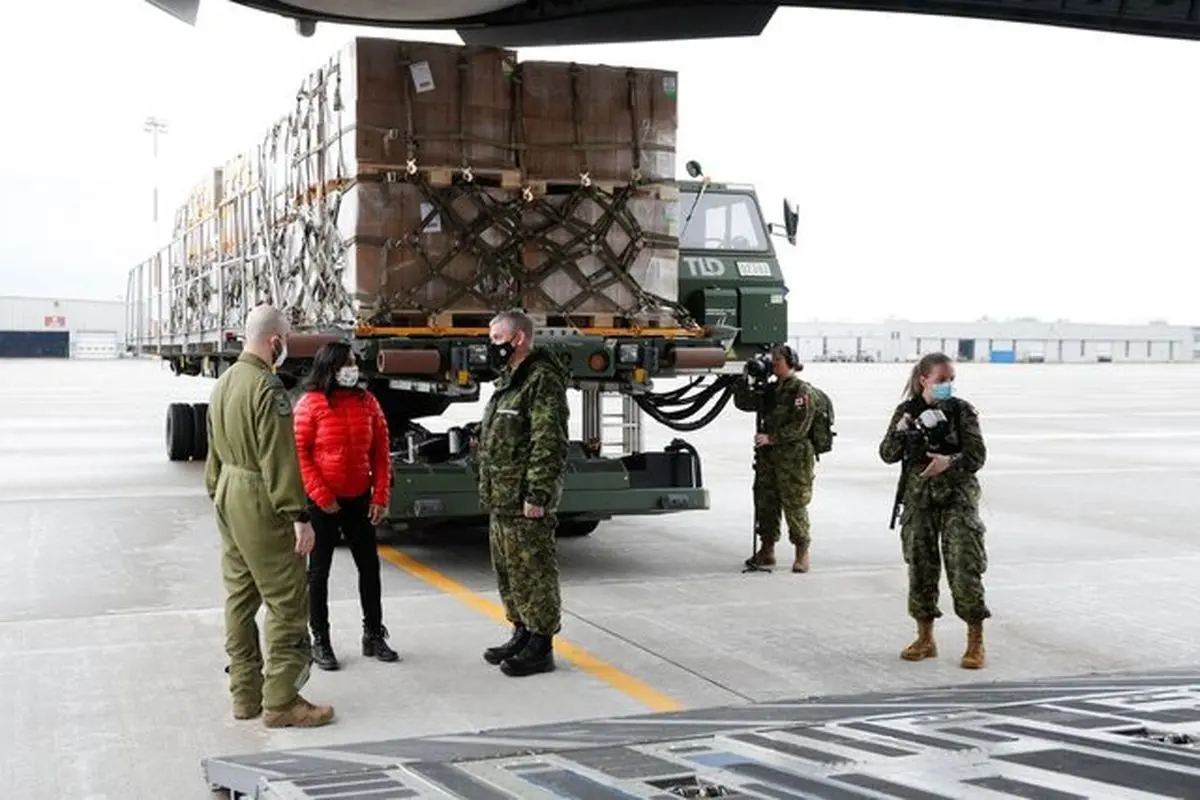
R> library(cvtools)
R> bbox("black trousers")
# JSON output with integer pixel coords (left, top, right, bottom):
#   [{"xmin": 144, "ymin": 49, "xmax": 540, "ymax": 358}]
[{"xmin": 307, "ymin": 491, "xmax": 384, "ymax": 634}]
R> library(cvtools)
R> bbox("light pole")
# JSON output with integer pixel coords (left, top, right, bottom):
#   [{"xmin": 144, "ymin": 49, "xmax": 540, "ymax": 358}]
[{"xmin": 143, "ymin": 116, "xmax": 169, "ymax": 224}]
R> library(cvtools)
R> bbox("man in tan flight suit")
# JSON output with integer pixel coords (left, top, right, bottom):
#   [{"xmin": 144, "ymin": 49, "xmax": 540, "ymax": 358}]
[{"xmin": 204, "ymin": 304, "xmax": 334, "ymax": 728}]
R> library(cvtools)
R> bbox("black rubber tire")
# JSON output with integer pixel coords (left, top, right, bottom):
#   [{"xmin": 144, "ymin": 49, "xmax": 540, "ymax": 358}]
[
  {"xmin": 166, "ymin": 403, "xmax": 195, "ymax": 462},
  {"xmin": 556, "ymin": 520, "xmax": 600, "ymax": 537},
  {"xmin": 191, "ymin": 402, "xmax": 209, "ymax": 461}
]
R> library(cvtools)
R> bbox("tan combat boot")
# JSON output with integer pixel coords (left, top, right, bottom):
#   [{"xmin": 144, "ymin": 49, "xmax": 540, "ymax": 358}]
[
  {"xmin": 232, "ymin": 701, "xmax": 262, "ymax": 720},
  {"xmin": 744, "ymin": 541, "xmax": 776, "ymax": 568},
  {"xmin": 263, "ymin": 695, "xmax": 335, "ymax": 728},
  {"xmin": 900, "ymin": 619, "xmax": 937, "ymax": 661},
  {"xmin": 792, "ymin": 543, "xmax": 810, "ymax": 573},
  {"xmin": 960, "ymin": 622, "xmax": 986, "ymax": 669}
]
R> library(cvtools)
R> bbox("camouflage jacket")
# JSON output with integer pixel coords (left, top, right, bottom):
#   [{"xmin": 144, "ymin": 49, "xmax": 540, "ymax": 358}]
[
  {"xmin": 477, "ymin": 347, "xmax": 570, "ymax": 514},
  {"xmin": 732, "ymin": 373, "xmax": 816, "ymax": 455},
  {"xmin": 879, "ymin": 396, "xmax": 987, "ymax": 510},
  {"xmin": 204, "ymin": 352, "xmax": 308, "ymax": 522}
]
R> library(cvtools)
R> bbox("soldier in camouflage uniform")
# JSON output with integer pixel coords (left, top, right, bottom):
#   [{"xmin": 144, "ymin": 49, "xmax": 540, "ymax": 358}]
[
  {"xmin": 205, "ymin": 304, "xmax": 335, "ymax": 727},
  {"xmin": 475, "ymin": 309, "xmax": 570, "ymax": 677},
  {"xmin": 879, "ymin": 352, "xmax": 990, "ymax": 670},
  {"xmin": 733, "ymin": 344, "xmax": 818, "ymax": 573}
]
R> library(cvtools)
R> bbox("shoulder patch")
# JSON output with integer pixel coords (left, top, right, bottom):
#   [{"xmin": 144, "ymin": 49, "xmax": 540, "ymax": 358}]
[
  {"xmin": 273, "ymin": 389, "xmax": 293, "ymax": 416},
  {"xmin": 262, "ymin": 374, "xmax": 293, "ymax": 416},
  {"xmin": 272, "ymin": 388, "xmax": 293, "ymax": 416}
]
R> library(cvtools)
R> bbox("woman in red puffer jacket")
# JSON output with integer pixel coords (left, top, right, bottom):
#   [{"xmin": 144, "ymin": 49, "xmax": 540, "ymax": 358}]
[{"xmin": 294, "ymin": 341, "xmax": 398, "ymax": 670}]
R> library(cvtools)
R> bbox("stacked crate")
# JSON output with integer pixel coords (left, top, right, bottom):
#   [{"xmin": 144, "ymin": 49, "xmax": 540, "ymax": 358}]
[
  {"xmin": 219, "ymin": 151, "xmax": 259, "ymax": 259},
  {"xmin": 169, "ymin": 36, "xmax": 683, "ymax": 332}
]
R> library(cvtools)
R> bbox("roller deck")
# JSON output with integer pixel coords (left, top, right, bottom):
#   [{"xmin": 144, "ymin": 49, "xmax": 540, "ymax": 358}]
[{"xmin": 202, "ymin": 667, "xmax": 1200, "ymax": 799}]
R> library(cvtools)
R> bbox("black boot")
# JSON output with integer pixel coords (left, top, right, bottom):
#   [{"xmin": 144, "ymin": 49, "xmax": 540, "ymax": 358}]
[
  {"xmin": 311, "ymin": 631, "xmax": 339, "ymax": 671},
  {"xmin": 483, "ymin": 624, "xmax": 530, "ymax": 665},
  {"xmin": 362, "ymin": 624, "xmax": 400, "ymax": 663},
  {"xmin": 500, "ymin": 632, "xmax": 555, "ymax": 677}
]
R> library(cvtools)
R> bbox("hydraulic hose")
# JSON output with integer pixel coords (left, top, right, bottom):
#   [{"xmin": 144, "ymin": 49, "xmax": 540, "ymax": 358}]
[
  {"xmin": 633, "ymin": 375, "xmax": 740, "ymax": 432},
  {"xmin": 640, "ymin": 377, "xmax": 729, "ymax": 422}
]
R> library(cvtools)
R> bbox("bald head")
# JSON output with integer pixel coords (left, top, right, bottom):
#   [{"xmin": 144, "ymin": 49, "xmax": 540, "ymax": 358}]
[
  {"xmin": 245, "ymin": 304, "xmax": 288, "ymax": 342},
  {"xmin": 244, "ymin": 304, "xmax": 289, "ymax": 364}
]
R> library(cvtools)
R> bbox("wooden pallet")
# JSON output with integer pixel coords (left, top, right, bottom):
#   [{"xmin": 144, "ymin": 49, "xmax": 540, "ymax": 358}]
[
  {"xmin": 522, "ymin": 180, "xmax": 678, "ymax": 202},
  {"xmin": 353, "ymin": 162, "xmax": 677, "ymax": 201},
  {"xmin": 525, "ymin": 311, "xmax": 683, "ymax": 330},
  {"xmin": 363, "ymin": 311, "xmax": 494, "ymax": 331},
  {"xmin": 357, "ymin": 162, "xmax": 523, "ymax": 190},
  {"xmin": 363, "ymin": 309, "xmax": 684, "ymax": 333}
]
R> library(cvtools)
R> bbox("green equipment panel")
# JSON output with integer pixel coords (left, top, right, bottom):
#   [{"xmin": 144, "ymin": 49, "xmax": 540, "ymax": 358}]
[
  {"xmin": 386, "ymin": 444, "xmax": 708, "ymax": 528},
  {"xmin": 737, "ymin": 285, "xmax": 787, "ymax": 345}
]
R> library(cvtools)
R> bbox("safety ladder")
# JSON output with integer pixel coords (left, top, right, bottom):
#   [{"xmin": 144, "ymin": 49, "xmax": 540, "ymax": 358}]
[{"xmin": 581, "ymin": 387, "xmax": 644, "ymax": 456}]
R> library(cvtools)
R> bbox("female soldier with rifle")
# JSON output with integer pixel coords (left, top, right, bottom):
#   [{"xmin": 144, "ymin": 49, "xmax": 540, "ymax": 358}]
[{"xmin": 879, "ymin": 352, "xmax": 990, "ymax": 670}]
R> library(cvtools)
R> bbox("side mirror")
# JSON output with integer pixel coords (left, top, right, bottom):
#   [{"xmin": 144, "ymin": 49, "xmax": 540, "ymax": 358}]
[
  {"xmin": 782, "ymin": 198, "xmax": 799, "ymax": 246},
  {"xmin": 685, "ymin": 160, "xmax": 704, "ymax": 179}
]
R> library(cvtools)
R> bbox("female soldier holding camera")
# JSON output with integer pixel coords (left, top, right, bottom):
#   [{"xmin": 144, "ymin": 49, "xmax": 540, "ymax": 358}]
[{"xmin": 879, "ymin": 352, "xmax": 990, "ymax": 669}]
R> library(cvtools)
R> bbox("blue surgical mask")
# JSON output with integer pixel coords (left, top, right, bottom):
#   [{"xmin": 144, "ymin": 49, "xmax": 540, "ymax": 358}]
[{"xmin": 930, "ymin": 382, "xmax": 953, "ymax": 401}]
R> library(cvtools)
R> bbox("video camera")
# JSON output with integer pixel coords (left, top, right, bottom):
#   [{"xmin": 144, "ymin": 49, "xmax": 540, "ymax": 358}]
[
  {"xmin": 744, "ymin": 351, "xmax": 774, "ymax": 384},
  {"xmin": 888, "ymin": 404, "xmax": 955, "ymax": 530},
  {"xmin": 895, "ymin": 407, "xmax": 952, "ymax": 468},
  {"xmin": 902, "ymin": 410, "xmax": 945, "ymax": 465}
]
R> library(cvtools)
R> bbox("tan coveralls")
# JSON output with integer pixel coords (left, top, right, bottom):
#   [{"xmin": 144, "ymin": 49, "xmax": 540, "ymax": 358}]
[{"xmin": 204, "ymin": 352, "xmax": 311, "ymax": 713}]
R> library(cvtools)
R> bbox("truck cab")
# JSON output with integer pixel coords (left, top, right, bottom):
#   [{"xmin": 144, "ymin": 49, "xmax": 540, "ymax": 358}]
[{"xmin": 676, "ymin": 171, "xmax": 797, "ymax": 362}]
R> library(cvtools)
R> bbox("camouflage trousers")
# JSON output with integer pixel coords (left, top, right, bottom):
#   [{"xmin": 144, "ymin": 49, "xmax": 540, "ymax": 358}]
[
  {"xmin": 488, "ymin": 513, "xmax": 562, "ymax": 637},
  {"xmin": 900, "ymin": 503, "xmax": 991, "ymax": 624},
  {"xmin": 753, "ymin": 448, "xmax": 815, "ymax": 548}
]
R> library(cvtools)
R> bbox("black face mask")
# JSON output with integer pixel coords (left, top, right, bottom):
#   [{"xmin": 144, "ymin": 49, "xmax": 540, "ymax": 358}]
[{"xmin": 487, "ymin": 339, "xmax": 515, "ymax": 370}]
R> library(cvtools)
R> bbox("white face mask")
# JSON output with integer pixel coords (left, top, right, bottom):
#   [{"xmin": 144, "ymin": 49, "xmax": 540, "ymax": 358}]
[
  {"xmin": 335, "ymin": 365, "xmax": 360, "ymax": 387},
  {"xmin": 272, "ymin": 339, "xmax": 288, "ymax": 369}
]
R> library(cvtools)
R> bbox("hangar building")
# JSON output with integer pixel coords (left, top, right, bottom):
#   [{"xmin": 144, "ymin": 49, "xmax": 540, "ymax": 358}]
[
  {"xmin": 0, "ymin": 295, "xmax": 127, "ymax": 359},
  {"xmin": 788, "ymin": 318, "xmax": 1198, "ymax": 363}
]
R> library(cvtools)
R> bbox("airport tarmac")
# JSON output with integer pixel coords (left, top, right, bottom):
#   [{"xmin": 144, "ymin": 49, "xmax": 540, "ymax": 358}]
[{"xmin": 1, "ymin": 358, "xmax": 1198, "ymax": 798}]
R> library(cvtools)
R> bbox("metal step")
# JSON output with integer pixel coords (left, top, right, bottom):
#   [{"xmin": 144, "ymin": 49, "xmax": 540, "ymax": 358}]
[{"xmin": 581, "ymin": 388, "xmax": 643, "ymax": 456}]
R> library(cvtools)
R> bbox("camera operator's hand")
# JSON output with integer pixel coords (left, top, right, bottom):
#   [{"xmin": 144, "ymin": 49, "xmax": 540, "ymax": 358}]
[
  {"xmin": 920, "ymin": 453, "xmax": 952, "ymax": 478},
  {"xmin": 895, "ymin": 413, "xmax": 912, "ymax": 432},
  {"xmin": 754, "ymin": 433, "xmax": 772, "ymax": 448}
]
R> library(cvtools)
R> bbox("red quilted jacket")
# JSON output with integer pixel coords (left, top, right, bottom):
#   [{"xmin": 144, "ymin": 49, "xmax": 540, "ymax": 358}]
[{"xmin": 293, "ymin": 388, "xmax": 391, "ymax": 509}]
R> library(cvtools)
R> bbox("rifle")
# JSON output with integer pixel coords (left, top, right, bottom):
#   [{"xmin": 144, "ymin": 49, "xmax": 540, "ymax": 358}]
[
  {"xmin": 888, "ymin": 403, "xmax": 926, "ymax": 531},
  {"xmin": 889, "ymin": 459, "xmax": 907, "ymax": 530}
]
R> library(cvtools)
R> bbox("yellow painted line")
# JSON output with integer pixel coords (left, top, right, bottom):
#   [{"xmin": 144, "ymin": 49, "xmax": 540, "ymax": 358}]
[{"xmin": 378, "ymin": 544, "xmax": 682, "ymax": 712}]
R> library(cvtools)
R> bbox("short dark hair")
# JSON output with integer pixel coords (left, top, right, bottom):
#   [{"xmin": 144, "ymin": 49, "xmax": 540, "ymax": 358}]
[
  {"xmin": 301, "ymin": 341, "xmax": 356, "ymax": 397},
  {"xmin": 770, "ymin": 344, "xmax": 799, "ymax": 369},
  {"xmin": 490, "ymin": 309, "xmax": 535, "ymax": 342}
]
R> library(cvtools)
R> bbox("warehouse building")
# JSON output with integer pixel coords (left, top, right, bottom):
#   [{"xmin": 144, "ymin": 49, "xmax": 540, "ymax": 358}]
[
  {"xmin": 788, "ymin": 318, "xmax": 1196, "ymax": 363},
  {"xmin": 0, "ymin": 296, "xmax": 127, "ymax": 359}
]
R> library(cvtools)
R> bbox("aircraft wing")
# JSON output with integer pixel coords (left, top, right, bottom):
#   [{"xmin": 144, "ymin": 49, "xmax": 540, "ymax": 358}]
[{"xmin": 148, "ymin": 0, "xmax": 1200, "ymax": 44}]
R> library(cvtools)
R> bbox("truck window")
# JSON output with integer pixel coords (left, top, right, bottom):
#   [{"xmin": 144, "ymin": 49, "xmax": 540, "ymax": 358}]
[{"xmin": 678, "ymin": 191, "xmax": 770, "ymax": 252}]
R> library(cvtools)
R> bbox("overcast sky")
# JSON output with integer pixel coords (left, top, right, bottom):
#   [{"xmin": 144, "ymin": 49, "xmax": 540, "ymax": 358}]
[{"xmin": 1, "ymin": 0, "xmax": 1197, "ymax": 325}]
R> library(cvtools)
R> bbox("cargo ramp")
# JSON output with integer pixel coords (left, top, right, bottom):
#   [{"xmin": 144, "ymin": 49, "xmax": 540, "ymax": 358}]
[{"xmin": 202, "ymin": 667, "xmax": 1200, "ymax": 798}]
